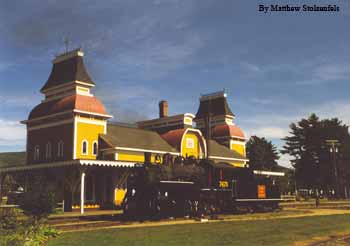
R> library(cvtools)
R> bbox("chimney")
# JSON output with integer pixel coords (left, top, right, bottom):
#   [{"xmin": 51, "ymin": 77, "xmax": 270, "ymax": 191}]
[{"xmin": 159, "ymin": 100, "xmax": 168, "ymax": 118}]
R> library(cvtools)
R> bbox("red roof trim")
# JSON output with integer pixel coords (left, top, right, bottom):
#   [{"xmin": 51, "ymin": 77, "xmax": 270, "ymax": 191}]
[
  {"xmin": 212, "ymin": 124, "xmax": 245, "ymax": 139},
  {"xmin": 28, "ymin": 94, "xmax": 107, "ymax": 120}
]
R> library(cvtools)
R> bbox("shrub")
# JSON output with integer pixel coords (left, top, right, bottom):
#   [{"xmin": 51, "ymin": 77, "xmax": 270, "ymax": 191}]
[
  {"xmin": 0, "ymin": 207, "xmax": 20, "ymax": 230},
  {"xmin": 19, "ymin": 191, "xmax": 56, "ymax": 220},
  {"xmin": 0, "ymin": 207, "xmax": 59, "ymax": 246}
]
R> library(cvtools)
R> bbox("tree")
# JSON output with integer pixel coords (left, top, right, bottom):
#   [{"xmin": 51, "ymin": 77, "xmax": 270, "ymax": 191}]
[
  {"xmin": 282, "ymin": 113, "xmax": 350, "ymax": 193},
  {"xmin": 246, "ymin": 136, "xmax": 279, "ymax": 170}
]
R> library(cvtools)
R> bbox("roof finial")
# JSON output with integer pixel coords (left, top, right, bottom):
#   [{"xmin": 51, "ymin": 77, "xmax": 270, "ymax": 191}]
[{"xmin": 63, "ymin": 37, "xmax": 70, "ymax": 54}]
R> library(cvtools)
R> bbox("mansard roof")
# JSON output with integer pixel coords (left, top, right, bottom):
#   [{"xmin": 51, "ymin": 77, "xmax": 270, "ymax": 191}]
[
  {"xmin": 212, "ymin": 124, "xmax": 245, "ymax": 139},
  {"xmin": 100, "ymin": 124, "xmax": 178, "ymax": 153},
  {"xmin": 195, "ymin": 91, "xmax": 234, "ymax": 119},
  {"xmin": 41, "ymin": 49, "xmax": 94, "ymax": 92},
  {"xmin": 28, "ymin": 94, "xmax": 108, "ymax": 120}
]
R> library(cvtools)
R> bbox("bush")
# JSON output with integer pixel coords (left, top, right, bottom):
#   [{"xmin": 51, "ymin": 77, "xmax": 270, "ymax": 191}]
[
  {"xmin": 0, "ymin": 207, "xmax": 20, "ymax": 230},
  {"xmin": 0, "ymin": 207, "xmax": 59, "ymax": 246},
  {"xmin": 19, "ymin": 191, "xmax": 56, "ymax": 220}
]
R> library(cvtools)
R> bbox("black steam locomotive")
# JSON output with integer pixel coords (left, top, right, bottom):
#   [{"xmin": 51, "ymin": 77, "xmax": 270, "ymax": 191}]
[{"xmin": 122, "ymin": 157, "xmax": 283, "ymax": 219}]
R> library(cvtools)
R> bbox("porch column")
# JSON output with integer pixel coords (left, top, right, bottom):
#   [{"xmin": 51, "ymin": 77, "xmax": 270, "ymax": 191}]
[
  {"xmin": 80, "ymin": 171, "xmax": 86, "ymax": 214},
  {"xmin": 0, "ymin": 174, "xmax": 3, "ymax": 204}
]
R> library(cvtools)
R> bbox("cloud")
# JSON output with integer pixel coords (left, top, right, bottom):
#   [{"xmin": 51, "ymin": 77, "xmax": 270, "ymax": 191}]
[
  {"xmin": 311, "ymin": 101, "xmax": 350, "ymax": 126},
  {"xmin": 250, "ymin": 98, "xmax": 275, "ymax": 105},
  {"xmin": 313, "ymin": 63, "xmax": 350, "ymax": 82},
  {"xmin": 239, "ymin": 62, "xmax": 262, "ymax": 73},
  {"xmin": 246, "ymin": 126, "xmax": 288, "ymax": 139},
  {"xmin": 278, "ymin": 154, "xmax": 293, "ymax": 168},
  {"xmin": 0, "ymin": 94, "xmax": 39, "ymax": 108},
  {"xmin": 0, "ymin": 119, "xmax": 26, "ymax": 148},
  {"xmin": 240, "ymin": 100, "xmax": 350, "ymax": 167}
]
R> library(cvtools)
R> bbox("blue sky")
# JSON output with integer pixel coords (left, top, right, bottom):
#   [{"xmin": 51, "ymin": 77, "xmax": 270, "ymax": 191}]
[{"xmin": 1, "ymin": 0, "xmax": 350, "ymax": 167}]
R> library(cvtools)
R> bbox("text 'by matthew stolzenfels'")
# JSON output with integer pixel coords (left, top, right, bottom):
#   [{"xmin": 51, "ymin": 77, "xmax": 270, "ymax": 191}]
[{"xmin": 258, "ymin": 4, "xmax": 340, "ymax": 13}]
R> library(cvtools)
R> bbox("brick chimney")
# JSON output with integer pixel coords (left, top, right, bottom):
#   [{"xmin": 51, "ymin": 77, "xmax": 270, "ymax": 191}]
[{"xmin": 159, "ymin": 100, "xmax": 168, "ymax": 118}]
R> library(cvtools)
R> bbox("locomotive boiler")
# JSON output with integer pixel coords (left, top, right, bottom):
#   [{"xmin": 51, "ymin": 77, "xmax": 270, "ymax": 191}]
[{"xmin": 122, "ymin": 156, "xmax": 284, "ymax": 219}]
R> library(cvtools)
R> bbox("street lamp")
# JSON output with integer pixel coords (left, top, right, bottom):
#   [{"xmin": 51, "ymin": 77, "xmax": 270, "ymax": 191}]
[{"xmin": 326, "ymin": 140, "xmax": 340, "ymax": 199}]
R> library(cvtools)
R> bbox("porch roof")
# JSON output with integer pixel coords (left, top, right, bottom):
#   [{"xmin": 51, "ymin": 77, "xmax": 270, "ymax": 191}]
[{"xmin": 0, "ymin": 159, "xmax": 140, "ymax": 173}]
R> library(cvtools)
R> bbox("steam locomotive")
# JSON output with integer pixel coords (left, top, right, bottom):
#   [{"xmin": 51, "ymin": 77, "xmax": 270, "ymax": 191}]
[{"xmin": 122, "ymin": 156, "xmax": 284, "ymax": 219}]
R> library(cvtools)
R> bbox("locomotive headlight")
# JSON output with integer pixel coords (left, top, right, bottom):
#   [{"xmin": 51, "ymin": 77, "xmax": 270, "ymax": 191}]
[{"xmin": 132, "ymin": 189, "xmax": 136, "ymax": 196}]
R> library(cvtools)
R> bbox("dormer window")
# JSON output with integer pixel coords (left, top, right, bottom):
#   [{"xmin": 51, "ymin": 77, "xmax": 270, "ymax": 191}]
[
  {"xmin": 92, "ymin": 141, "xmax": 98, "ymax": 156},
  {"xmin": 82, "ymin": 140, "xmax": 88, "ymax": 155},
  {"xmin": 57, "ymin": 141, "xmax": 64, "ymax": 157},
  {"xmin": 34, "ymin": 145, "xmax": 40, "ymax": 160}
]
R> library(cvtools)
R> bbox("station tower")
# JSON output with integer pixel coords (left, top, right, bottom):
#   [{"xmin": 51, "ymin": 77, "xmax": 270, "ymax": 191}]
[{"xmin": 22, "ymin": 49, "xmax": 112, "ymax": 164}]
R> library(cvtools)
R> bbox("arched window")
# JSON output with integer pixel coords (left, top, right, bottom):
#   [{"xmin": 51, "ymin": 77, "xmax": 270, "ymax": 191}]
[
  {"xmin": 45, "ymin": 142, "xmax": 52, "ymax": 159},
  {"xmin": 57, "ymin": 141, "xmax": 64, "ymax": 157},
  {"xmin": 34, "ymin": 145, "xmax": 40, "ymax": 160},
  {"xmin": 92, "ymin": 141, "xmax": 98, "ymax": 156},
  {"xmin": 82, "ymin": 140, "xmax": 88, "ymax": 155}
]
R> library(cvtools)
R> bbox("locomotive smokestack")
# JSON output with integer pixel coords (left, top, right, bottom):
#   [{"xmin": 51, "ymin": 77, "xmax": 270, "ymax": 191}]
[{"xmin": 159, "ymin": 100, "xmax": 168, "ymax": 118}]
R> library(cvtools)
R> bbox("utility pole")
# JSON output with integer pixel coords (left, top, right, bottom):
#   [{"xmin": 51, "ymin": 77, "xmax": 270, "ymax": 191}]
[{"xmin": 326, "ymin": 140, "xmax": 340, "ymax": 199}]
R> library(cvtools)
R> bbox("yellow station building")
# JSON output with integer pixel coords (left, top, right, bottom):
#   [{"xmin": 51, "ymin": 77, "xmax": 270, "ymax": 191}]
[{"xmin": 0, "ymin": 49, "xmax": 248, "ymax": 213}]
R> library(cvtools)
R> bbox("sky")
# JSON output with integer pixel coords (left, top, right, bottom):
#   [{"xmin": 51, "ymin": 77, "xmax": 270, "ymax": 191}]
[{"xmin": 1, "ymin": 0, "xmax": 350, "ymax": 167}]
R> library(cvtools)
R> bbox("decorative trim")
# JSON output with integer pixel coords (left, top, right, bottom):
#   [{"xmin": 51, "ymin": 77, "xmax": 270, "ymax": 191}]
[
  {"xmin": 27, "ymin": 119, "xmax": 74, "ymax": 131},
  {"xmin": 214, "ymin": 135, "xmax": 247, "ymax": 141},
  {"xmin": 114, "ymin": 146, "xmax": 180, "ymax": 156},
  {"xmin": 21, "ymin": 110, "xmax": 72, "ymax": 124},
  {"xmin": 73, "ymin": 116, "xmax": 77, "ymax": 159},
  {"xmin": 208, "ymin": 155, "xmax": 248, "ymax": 162},
  {"xmin": 73, "ymin": 109, "xmax": 113, "ymax": 118},
  {"xmin": 179, "ymin": 128, "xmax": 207, "ymax": 158},
  {"xmin": 0, "ymin": 160, "xmax": 138, "ymax": 173},
  {"xmin": 41, "ymin": 80, "xmax": 95, "ymax": 94},
  {"xmin": 235, "ymin": 198, "xmax": 283, "ymax": 202},
  {"xmin": 184, "ymin": 113, "xmax": 195, "ymax": 118},
  {"xmin": 43, "ymin": 91, "xmax": 76, "ymax": 103},
  {"xmin": 231, "ymin": 140, "xmax": 246, "ymax": 145},
  {"xmin": 76, "ymin": 117, "xmax": 106, "ymax": 126},
  {"xmin": 53, "ymin": 50, "xmax": 84, "ymax": 64}
]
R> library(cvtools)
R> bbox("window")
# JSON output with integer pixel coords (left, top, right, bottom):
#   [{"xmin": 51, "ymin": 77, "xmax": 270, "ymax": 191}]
[
  {"xmin": 186, "ymin": 138, "xmax": 194, "ymax": 149},
  {"xmin": 92, "ymin": 141, "xmax": 98, "ymax": 156},
  {"xmin": 45, "ymin": 142, "xmax": 52, "ymax": 159},
  {"xmin": 34, "ymin": 145, "xmax": 40, "ymax": 160},
  {"xmin": 57, "ymin": 141, "xmax": 64, "ymax": 157},
  {"xmin": 82, "ymin": 140, "xmax": 88, "ymax": 155}
]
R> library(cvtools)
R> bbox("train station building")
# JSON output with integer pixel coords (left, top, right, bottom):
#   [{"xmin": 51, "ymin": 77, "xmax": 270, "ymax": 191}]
[{"xmin": 0, "ymin": 49, "xmax": 248, "ymax": 213}]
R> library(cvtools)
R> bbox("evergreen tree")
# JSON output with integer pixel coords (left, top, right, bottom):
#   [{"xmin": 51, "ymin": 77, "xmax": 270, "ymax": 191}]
[
  {"xmin": 246, "ymin": 135, "xmax": 279, "ymax": 170},
  {"xmin": 282, "ymin": 113, "xmax": 350, "ymax": 191}
]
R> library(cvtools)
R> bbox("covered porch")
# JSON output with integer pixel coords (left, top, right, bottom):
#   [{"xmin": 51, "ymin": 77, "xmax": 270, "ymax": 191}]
[{"xmin": 0, "ymin": 160, "xmax": 140, "ymax": 214}]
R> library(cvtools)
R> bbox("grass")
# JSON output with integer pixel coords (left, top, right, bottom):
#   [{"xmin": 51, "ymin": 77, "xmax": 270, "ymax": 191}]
[
  {"xmin": 49, "ymin": 214, "xmax": 350, "ymax": 246},
  {"xmin": 0, "ymin": 151, "xmax": 25, "ymax": 167}
]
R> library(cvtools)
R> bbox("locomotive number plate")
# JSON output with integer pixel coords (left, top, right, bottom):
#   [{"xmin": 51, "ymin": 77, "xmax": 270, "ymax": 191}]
[
  {"xmin": 257, "ymin": 185, "xmax": 266, "ymax": 199},
  {"xmin": 219, "ymin": 181, "xmax": 229, "ymax": 188}
]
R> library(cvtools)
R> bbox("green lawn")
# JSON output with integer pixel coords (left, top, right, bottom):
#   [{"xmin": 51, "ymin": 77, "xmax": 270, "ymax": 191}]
[{"xmin": 49, "ymin": 214, "xmax": 350, "ymax": 246}]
